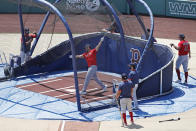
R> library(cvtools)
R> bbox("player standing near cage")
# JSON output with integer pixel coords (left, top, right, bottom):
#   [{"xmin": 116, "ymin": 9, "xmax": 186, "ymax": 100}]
[
  {"xmin": 141, "ymin": 28, "xmax": 157, "ymax": 43},
  {"xmin": 20, "ymin": 28, "xmax": 37, "ymax": 63},
  {"xmin": 170, "ymin": 34, "xmax": 191, "ymax": 84},
  {"xmin": 116, "ymin": 73, "xmax": 134, "ymax": 126},
  {"xmin": 73, "ymin": 36, "xmax": 107, "ymax": 95},
  {"xmin": 102, "ymin": 21, "xmax": 120, "ymax": 33},
  {"xmin": 128, "ymin": 63, "xmax": 139, "ymax": 110}
]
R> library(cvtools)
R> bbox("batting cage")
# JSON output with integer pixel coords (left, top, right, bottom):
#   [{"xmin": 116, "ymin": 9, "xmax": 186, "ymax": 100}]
[{"xmin": 1, "ymin": 0, "xmax": 174, "ymax": 112}]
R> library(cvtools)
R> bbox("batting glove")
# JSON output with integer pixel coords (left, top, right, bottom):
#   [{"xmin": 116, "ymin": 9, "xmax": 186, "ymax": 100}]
[{"xmin": 170, "ymin": 43, "xmax": 174, "ymax": 47}]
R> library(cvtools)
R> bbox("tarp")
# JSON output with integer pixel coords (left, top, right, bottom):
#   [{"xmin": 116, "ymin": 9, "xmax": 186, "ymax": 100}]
[{"xmin": 0, "ymin": 70, "xmax": 195, "ymax": 121}]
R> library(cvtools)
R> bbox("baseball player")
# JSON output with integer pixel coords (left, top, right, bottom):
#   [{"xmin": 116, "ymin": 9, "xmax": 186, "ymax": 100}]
[
  {"xmin": 141, "ymin": 28, "xmax": 157, "ymax": 43},
  {"xmin": 74, "ymin": 36, "xmax": 107, "ymax": 95},
  {"xmin": 102, "ymin": 21, "xmax": 120, "ymax": 33},
  {"xmin": 128, "ymin": 63, "xmax": 139, "ymax": 110},
  {"xmin": 116, "ymin": 73, "xmax": 134, "ymax": 126},
  {"xmin": 170, "ymin": 34, "xmax": 191, "ymax": 84},
  {"xmin": 20, "ymin": 28, "xmax": 37, "ymax": 63}
]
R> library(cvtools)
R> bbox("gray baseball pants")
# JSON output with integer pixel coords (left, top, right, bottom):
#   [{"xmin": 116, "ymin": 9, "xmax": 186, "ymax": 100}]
[{"xmin": 82, "ymin": 65, "xmax": 105, "ymax": 92}]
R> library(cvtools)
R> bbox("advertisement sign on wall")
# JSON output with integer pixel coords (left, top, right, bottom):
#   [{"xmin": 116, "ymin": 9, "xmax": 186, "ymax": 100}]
[{"xmin": 166, "ymin": 0, "xmax": 196, "ymax": 19}]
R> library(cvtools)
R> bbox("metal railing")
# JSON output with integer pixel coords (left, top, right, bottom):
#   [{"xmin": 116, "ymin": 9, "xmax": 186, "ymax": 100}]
[{"xmin": 139, "ymin": 45, "xmax": 175, "ymax": 97}]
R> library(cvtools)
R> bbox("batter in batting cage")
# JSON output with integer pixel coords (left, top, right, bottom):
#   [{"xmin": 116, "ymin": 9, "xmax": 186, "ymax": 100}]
[
  {"xmin": 70, "ymin": 36, "xmax": 107, "ymax": 95},
  {"xmin": 5, "ymin": 0, "xmax": 174, "ymax": 113}
]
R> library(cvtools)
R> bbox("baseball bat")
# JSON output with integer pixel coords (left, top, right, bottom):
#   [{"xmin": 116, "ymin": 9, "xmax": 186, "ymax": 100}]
[{"xmin": 159, "ymin": 117, "xmax": 180, "ymax": 123}]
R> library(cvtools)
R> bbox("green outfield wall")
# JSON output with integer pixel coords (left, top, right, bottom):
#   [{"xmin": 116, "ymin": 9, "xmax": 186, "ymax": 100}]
[
  {"xmin": 166, "ymin": 0, "xmax": 196, "ymax": 19},
  {"xmin": 134, "ymin": 0, "xmax": 166, "ymax": 16},
  {"xmin": 134, "ymin": 0, "xmax": 196, "ymax": 19},
  {"xmin": 0, "ymin": 0, "xmax": 55, "ymax": 13},
  {"xmin": 108, "ymin": 0, "xmax": 130, "ymax": 14},
  {"xmin": 0, "ymin": 0, "xmax": 195, "ymax": 19}
]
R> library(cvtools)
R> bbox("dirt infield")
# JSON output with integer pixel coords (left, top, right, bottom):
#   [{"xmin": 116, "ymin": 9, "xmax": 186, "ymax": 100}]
[
  {"xmin": 16, "ymin": 72, "xmax": 121, "ymax": 103},
  {"xmin": 0, "ymin": 14, "xmax": 196, "ymax": 42}
]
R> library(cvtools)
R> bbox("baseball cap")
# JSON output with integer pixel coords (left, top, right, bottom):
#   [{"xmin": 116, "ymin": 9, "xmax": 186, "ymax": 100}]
[
  {"xmin": 179, "ymin": 34, "xmax": 185, "ymax": 39},
  {"xmin": 24, "ymin": 28, "xmax": 29, "ymax": 34},
  {"xmin": 121, "ymin": 73, "xmax": 128, "ymax": 80}
]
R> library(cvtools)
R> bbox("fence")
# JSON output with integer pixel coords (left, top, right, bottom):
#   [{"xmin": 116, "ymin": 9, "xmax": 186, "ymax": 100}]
[
  {"xmin": 1, "ymin": 0, "xmax": 195, "ymax": 19},
  {"xmin": 134, "ymin": 0, "xmax": 196, "ymax": 19}
]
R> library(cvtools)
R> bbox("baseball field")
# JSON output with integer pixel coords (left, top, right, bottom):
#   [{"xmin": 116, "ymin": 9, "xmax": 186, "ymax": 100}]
[{"xmin": 0, "ymin": 13, "xmax": 196, "ymax": 130}]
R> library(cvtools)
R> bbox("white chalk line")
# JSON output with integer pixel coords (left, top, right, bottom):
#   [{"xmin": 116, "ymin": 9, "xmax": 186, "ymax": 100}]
[
  {"xmin": 18, "ymin": 78, "xmax": 63, "ymax": 89},
  {"xmin": 40, "ymin": 84, "xmax": 83, "ymax": 94}
]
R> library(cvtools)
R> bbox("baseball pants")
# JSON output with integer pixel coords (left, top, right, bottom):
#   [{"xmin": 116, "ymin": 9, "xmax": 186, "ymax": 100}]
[
  {"xmin": 20, "ymin": 51, "xmax": 31, "ymax": 63},
  {"xmin": 82, "ymin": 65, "xmax": 105, "ymax": 91},
  {"xmin": 133, "ymin": 84, "xmax": 138, "ymax": 108},
  {"xmin": 20, "ymin": 51, "xmax": 25, "ymax": 63},
  {"xmin": 176, "ymin": 55, "xmax": 189, "ymax": 72},
  {"xmin": 120, "ymin": 98, "xmax": 132, "ymax": 113}
]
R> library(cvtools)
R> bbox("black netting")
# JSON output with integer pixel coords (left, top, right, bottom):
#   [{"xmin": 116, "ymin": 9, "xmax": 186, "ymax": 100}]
[
  {"xmin": 6, "ymin": 0, "xmax": 154, "ymax": 112},
  {"xmin": 7, "ymin": 0, "xmax": 120, "ymax": 55},
  {"xmin": 7, "ymin": 0, "xmax": 61, "ymax": 57},
  {"xmin": 53, "ymin": 0, "xmax": 115, "ymax": 35},
  {"xmin": 109, "ymin": 1, "xmax": 146, "ymax": 38},
  {"xmin": 8, "ymin": 0, "xmax": 149, "ymax": 39}
]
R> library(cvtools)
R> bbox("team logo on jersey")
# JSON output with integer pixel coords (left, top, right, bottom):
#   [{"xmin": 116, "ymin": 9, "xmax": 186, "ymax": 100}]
[
  {"xmin": 85, "ymin": 0, "xmax": 100, "ymax": 12},
  {"xmin": 130, "ymin": 48, "xmax": 140, "ymax": 64}
]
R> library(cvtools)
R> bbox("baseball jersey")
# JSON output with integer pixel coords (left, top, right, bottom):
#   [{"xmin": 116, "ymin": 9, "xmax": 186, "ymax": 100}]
[
  {"xmin": 128, "ymin": 70, "xmax": 139, "ymax": 85},
  {"xmin": 118, "ymin": 80, "xmax": 134, "ymax": 98},
  {"xmin": 178, "ymin": 40, "xmax": 190, "ymax": 56},
  {"xmin": 21, "ymin": 33, "xmax": 37, "ymax": 52},
  {"xmin": 82, "ymin": 48, "xmax": 97, "ymax": 67}
]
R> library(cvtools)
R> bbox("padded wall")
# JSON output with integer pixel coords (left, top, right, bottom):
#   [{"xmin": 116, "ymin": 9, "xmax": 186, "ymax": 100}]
[{"xmin": 13, "ymin": 33, "xmax": 173, "ymax": 98}]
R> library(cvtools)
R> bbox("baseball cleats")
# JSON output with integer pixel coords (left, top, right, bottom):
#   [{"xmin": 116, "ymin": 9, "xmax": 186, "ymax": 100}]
[
  {"xmin": 183, "ymin": 81, "xmax": 188, "ymax": 84},
  {"xmin": 132, "ymin": 107, "xmax": 139, "ymax": 111},
  {"xmin": 174, "ymin": 79, "xmax": 181, "ymax": 83},
  {"xmin": 123, "ymin": 123, "xmax": 128, "ymax": 128}
]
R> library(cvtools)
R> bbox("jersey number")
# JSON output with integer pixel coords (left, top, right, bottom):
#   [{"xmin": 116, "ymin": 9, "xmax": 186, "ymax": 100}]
[{"xmin": 184, "ymin": 45, "xmax": 189, "ymax": 52}]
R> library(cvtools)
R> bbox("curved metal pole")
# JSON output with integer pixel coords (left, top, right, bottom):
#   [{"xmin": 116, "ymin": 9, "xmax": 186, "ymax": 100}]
[
  {"xmin": 101, "ymin": 0, "xmax": 125, "ymax": 44},
  {"xmin": 33, "ymin": 0, "xmax": 81, "ymax": 111},
  {"xmin": 126, "ymin": 0, "xmax": 148, "ymax": 38},
  {"xmin": 131, "ymin": 0, "xmax": 154, "ymax": 74},
  {"xmin": 29, "ymin": 11, "xmax": 50, "ymax": 56},
  {"xmin": 101, "ymin": 0, "xmax": 129, "ymax": 73},
  {"xmin": 30, "ymin": 0, "xmax": 61, "ymax": 56},
  {"xmin": 18, "ymin": 0, "xmax": 26, "ymax": 57}
]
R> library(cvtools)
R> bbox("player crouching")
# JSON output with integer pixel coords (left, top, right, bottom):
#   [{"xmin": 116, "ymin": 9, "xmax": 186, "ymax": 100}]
[{"xmin": 116, "ymin": 73, "xmax": 134, "ymax": 126}]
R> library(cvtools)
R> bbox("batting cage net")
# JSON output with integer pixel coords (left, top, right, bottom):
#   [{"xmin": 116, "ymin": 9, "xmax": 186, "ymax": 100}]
[
  {"xmin": 5, "ymin": 0, "xmax": 154, "ymax": 112},
  {"xmin": 7, "ymin": 0, "xmax": 150, "ymax": 57}
]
